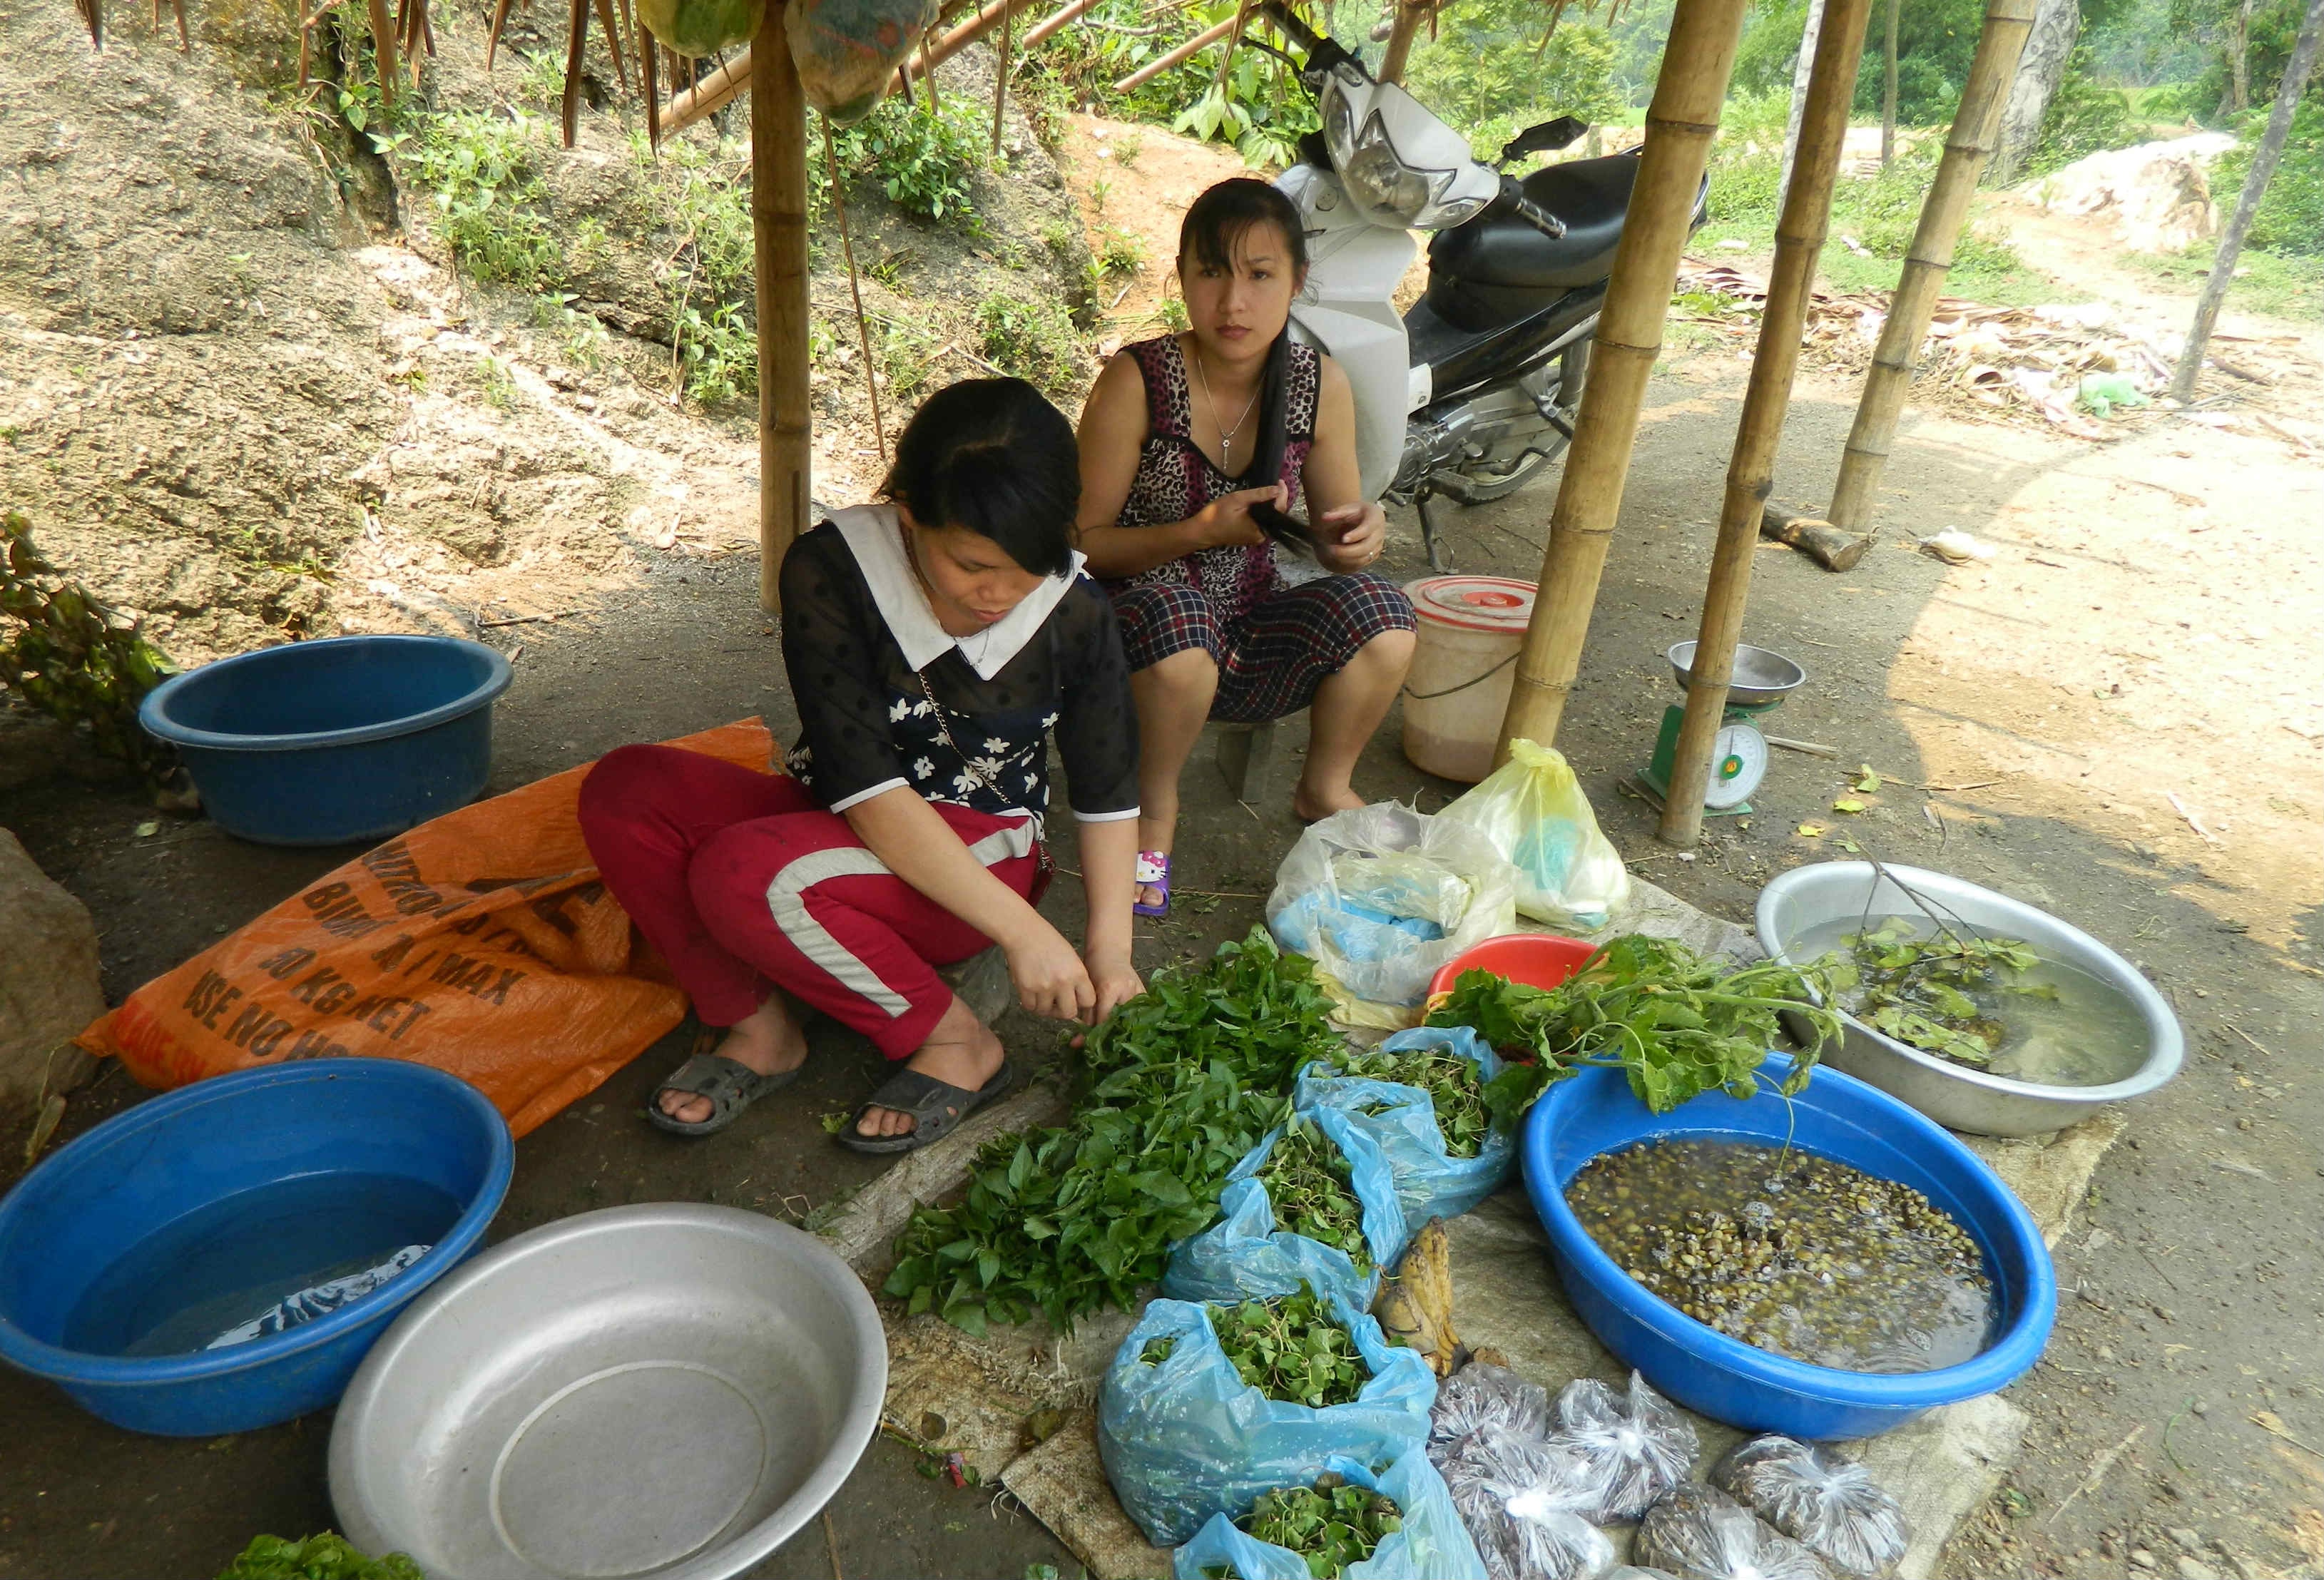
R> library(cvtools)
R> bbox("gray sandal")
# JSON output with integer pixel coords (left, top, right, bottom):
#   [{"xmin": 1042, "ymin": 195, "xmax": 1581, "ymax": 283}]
[
  {"xmin": 646, "ymin": 1052, "xmax": 802, "ymax": 1136},
  {"xmin": 836, "ymin": 1059, "xmax": 1015, "ymax": 1156}
]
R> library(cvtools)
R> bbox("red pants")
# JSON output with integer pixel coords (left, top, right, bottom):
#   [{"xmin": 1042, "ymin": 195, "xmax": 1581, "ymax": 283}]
[{"xmin": 577, "ymin": 745, "xmax": 1043, "ymax": 1059}]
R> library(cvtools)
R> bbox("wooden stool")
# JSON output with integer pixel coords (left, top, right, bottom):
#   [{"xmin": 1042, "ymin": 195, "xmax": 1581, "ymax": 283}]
[
  {"xmin": 1215, "ymin": 718, "xmax": 1285, "ymax": 802},
  {"xmin": 939, "ymin": 946, "xmax": 1013, "ymax": 1026}
]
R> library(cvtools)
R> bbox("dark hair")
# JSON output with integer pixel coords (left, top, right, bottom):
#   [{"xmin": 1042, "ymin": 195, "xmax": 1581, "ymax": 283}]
[
  {"xmin": 881, "ymin": 377, "xmax": 1079, "ymax": 578},
  {"xmin": 1178, "ymin": 178, "xmax": 1309, "ymax": 280}
]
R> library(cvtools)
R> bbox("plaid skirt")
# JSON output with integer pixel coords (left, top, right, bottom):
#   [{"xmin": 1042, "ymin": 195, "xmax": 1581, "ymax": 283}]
[{"xmin": 1109, "ymin": 573, "xmax": 1416, "ymax": 725}]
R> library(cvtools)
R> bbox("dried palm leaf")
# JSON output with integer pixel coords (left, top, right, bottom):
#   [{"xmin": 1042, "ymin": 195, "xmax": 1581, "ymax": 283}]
[{"xmin": 561, "ymin": 0, "xmax": 589, "ymax": 146}]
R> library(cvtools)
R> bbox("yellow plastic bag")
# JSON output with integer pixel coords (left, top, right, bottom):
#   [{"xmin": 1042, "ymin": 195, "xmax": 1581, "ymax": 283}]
[{"xmin": 1437, "ymin": 739, "xmax": 1629, "ymax": 930}]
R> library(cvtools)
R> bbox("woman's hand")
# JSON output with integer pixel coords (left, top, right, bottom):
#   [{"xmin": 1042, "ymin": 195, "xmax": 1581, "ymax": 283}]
[
  {"xmin": 1086, "ymin": 950, "xmax": 1146, "ymax": 1025},
  {"xmin": 1004, "ymin": 919, "xmax": 1099, "ymax": 1022},
  {"xmin": 1313, "ymin": 500, "xmax": 1387, "ymax": 575},
  {"xmin": 1193, "ymin": 483, "xmax": 1290, "ymax": 549}
]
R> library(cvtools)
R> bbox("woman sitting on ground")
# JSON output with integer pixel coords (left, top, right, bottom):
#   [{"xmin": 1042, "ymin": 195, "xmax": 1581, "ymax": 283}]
[
  {"xmin": 578, "ymin": 378, "xmax": 1143, "ymax": 1151},
  {"xmin": 1074, "ymin": 178, "xmax": 1417, "ymax": 917}
]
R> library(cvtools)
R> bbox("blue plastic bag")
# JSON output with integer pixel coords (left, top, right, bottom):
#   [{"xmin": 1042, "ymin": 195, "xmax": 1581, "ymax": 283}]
[
  {"xmin": 1163, "ymin": 1108, "xmax": 1409, "ymax": 1308},
  {"xmin": 1171, "ymin": 1449, "xmax": 1489, "ymax": 1580},
  {"xmin": 1099, "ymin": 1287, "xmax": 1438, "ymax": 1546},
  {"xmin": 1294, "ymin": 1026, "xmax": 1515, "ymax": 1233}
]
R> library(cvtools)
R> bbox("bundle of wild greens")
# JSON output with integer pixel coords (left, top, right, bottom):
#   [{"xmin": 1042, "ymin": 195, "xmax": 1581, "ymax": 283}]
[
  {"xmin": 1218, "ymin": 1476, "xmax": 1404, "ymax": 1579},
  {"xmin": 1338, "ymin": 1043, "xmax": 1492, "ymax": 1158},
  {"xmin": 1258, "ymin": 1118, "xmax": 1372, "ymax": 1273},
  {"xmin": 1151, "ymin": 1285, "xmax": 1371, "ymax": 1409},
  {"xmin": 885, "ymin": 929, "xmax": 1343, "ymax": 1334},
  {"xmin": 1425, "ymin": 935, "xmax": 1839, "ymax": 1123},
  {"xmin": 1823, "ymin": 916, "xmax": 2042, "ymax": 1067},
  {"xmin": 215, "ymin": 1534, "xmax": 423, "ymax": 1580}
]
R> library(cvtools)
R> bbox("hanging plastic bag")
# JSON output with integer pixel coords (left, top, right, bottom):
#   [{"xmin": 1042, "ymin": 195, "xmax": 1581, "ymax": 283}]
[
  {"xmin": 637, "ymin": 0, "xmax": 764, "ymax": 58},
  {"xmin": 1711, "ymin": 1437, "xmax": 1910, "ymax": 1578},
  {"xmin": 787, "ymin": 0, "xmax": 941, "ymax": 122},
  {"xmin": 1437, "ymin": 740, "xmax": 1629, "ymax": 931},
  {"xmin": 1432, "ymin": 1424, "xmax": 1615, "ymax": 1580},
  {"xmin": 1171, "ymin": 1449, "xmax": 1489, "ymax": 1580},
  {"xmin": 1545, "ymin": 1372, "xmax": 1698, "ymax": 1525},
  {"xmin": 76, "ymin": 721, "xmax": 777, "ymax": 1138},
  {"xmin": 1163, "ymin": 1108, "xmax": 1408, "ymax": 1308},
  {"xmin": 1429, "ymin": 1362, "xmax": 1551, "ymax": 1450},
  {"xmin": 1633, "ymin": 1483, "xmax": 1833, "ymax": 1580},
  {"xmin": 1297, "ymin": 1026, "xmax": 1514, "ymax": 1234},
  {"xmin": 1098, "ymin": 1287, "xmax": 1437, "ymax": 1547},
  {"xmin": 1269, "ymin": 803, "xmax": 1519, "ymax": 1018}
]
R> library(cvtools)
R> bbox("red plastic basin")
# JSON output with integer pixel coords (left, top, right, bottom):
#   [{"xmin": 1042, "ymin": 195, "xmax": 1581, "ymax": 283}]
[{"xmin": 1426, "ymin": 933, "xmax": 1598, "ymax": 1003}]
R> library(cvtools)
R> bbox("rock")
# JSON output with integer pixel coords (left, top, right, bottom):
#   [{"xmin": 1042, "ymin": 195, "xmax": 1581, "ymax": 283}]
[
  {"xmin": 2014, "ymin": 133, "xmax": 2238, "ymax": 255},
  {"xmin": 0, "ymin": 829, "xmax": 106, "ymax": 1104},
  {"xmin": 2178, "ymin": 1559, "xmax": 2221, "ymax": 1580},
  {"xmin": 2170, "ymin": 1529, "xmax": 2205, "ymax": 1552},
  {"xmin": 2131, "ymin": 1549, "xmax": 2158, "ymax": 1569}
]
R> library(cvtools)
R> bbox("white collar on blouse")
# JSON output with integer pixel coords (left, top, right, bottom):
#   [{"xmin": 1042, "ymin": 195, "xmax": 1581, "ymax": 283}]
[{"xmin": 829, "ymin": 504, "xmax": 1088, "ymax": 682}]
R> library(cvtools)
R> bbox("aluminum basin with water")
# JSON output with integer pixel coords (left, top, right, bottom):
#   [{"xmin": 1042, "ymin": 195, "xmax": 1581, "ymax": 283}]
[
  {"xmin": 1756, "ymin": 862, "xmax": 2182, "ymax": 1136},
  {"xmin": 329, "ymin": 1204, "xmax": 885, "ymax": 1580}
]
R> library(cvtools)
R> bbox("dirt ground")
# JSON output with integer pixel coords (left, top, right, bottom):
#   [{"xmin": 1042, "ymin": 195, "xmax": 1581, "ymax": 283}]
[{"xmin": 4, "ymin": 36, "xmax": 2324, "ymax": 1580}]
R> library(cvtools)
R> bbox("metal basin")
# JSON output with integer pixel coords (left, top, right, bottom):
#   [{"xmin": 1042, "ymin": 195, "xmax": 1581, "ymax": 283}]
[
  {"xmin": 1756, "ymin": 862, "xmax": 2183, "ymax": 1136},
  {"xmin": 329, "ymin": 1205, "xmax": 885, "ymax": 1580},
  {"xmin": 1666, "ymin": 641, "xmax": 1807, "ymax": 707}
]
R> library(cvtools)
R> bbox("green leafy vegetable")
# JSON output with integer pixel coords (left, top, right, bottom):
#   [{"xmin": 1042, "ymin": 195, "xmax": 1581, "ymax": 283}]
[
  {"xmin": 3, "ymin": 509, "xmax": 180, "ymax": 785},
  {"xmin": 885, "ymin": 929, "xmax": 1342, "ymax": 1334},
  {"xmin": 215, "ymin": 1533, "xmax": 424, "ymax": 1580},
  {"xmin": 1823, "ymin": 917, "xmax": 2044, "ymax": 1068},
  {"xmin": 1209, "ymin": 1287, "xmax": 1370, "ymax": 1410},
  {"xmin": 1339, "ymin": 1043, "xmax": 1492, "ymax": 1158},
  {"xmin": 1426, "ymin": 935, "xmax": 1840, "ymax": 1122},
  {"xmin": 1258, "ymin": 1118, "xmax": 1371, "ymax": 1274},
  {"xmin": 1234, "ymin": 1476, "xmax": 1403, "ymax": 1579}
]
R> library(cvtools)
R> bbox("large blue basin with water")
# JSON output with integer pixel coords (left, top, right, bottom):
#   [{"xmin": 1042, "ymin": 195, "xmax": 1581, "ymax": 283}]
[
  {"xmin": 1520, "ymin": 1053, "xmax": 2055, "ymax": 1440},
  {"xmin": 0, "ymin": 1060, "xmax": 512, "ymax": 1437},
  {"xmin": 139, "ymin": 634, "xmax": 511, "ymax": 845}
]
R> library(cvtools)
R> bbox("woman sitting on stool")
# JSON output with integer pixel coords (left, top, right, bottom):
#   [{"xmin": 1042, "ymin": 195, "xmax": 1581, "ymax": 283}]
[
  {"xmin": 578, "ymin": 378, "xmax": 1143, "ymax": 1151},
  {"xmin": 1074, "ymin": 178, "xmax": 1416, "ymax": 918}
]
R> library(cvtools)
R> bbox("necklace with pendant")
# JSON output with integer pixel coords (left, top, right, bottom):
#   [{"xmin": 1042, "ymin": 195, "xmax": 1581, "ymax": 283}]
[{"xmin": 1191, "ymin": 342, "xmax": 1262, "ymax": 472}]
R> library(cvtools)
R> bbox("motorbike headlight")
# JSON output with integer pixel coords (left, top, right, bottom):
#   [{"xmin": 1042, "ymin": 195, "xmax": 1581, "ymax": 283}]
[
  {"xmin": 1320, "ymin": 72, "xmax": 1362, "ymax": 167},
  {"xmin": 1341, "ymin": 111, "xmax": 1448, "ymax": 225}
]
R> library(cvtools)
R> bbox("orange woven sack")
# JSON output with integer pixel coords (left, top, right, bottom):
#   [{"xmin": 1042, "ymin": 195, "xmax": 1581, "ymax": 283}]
[{"xmin": 74, "ymin": 719, "xmax": 774, "ymax": 1137}]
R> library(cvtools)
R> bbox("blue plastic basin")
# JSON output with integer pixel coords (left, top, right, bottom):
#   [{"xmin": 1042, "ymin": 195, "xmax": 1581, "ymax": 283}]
[
  {"xmin": 1519, "ymin": 1054, "xmax": 2055, "ymax": 1440},
  {"xmin": 0, "ymin": 1061, "xmax": 512, "ymax": 1437},
  {"xmin": 139, "ymin": 634, "xmax": 513, "ymax": 845}
]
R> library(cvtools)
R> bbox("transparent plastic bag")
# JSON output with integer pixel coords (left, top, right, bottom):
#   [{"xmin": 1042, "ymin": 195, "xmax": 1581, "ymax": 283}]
[
  {"xmin": 1099, "ymin": 1287, "xmax": 1438, "ymax": 1547},
  {"xmin": 1269, "ymin": 804, "xmax": 1520, "ymax": 1011},
  {"xmin": 1546, "ymin": 1371, "xmax": 1699, "ymax": 1524},
  {"xmin": 1429, "ymin": 1362, "xmax": 1552, "ymax": 1451},
  {"xmin": 207, "ymin": 1244, "xmax": 429, "ymax": 1350},
  {"xmin": 1296, "ymin": 1026, "xmax": 1514, "ymax": 1233},
  {"xmin": 1163, "ymin": 1108, "xmax": 1409, "ymax": 1308},
  {"xmin": 1330, "ymin": 849, "xmax": 1477, "ymax": 932},
  {"xmin": 1437, "ymin": 740, "xmax": 1630, "ymax": 930},
  {"xmin": 1633, "ymin": 1483, "xmax": 1833, "ymax": 1580},
  {"xmin": 1432, "ymin": 1424, "xmax": 1615, "ymax": 1580},
  {"xmin": 1711, "ymin": 1437, "xmax": 1910, "ymax": 1578},
  {"xmin": 1171, "ymin": 1449, "xmax": 1489, "ymax": 1580}
]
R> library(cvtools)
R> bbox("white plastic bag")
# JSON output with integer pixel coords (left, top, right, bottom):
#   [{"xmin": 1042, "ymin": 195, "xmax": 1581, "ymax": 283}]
[
  {"xmin": 1269, "ymin": 803, "xmax": 1519, "ymax": 1016},
  {"xmin": 1711, "ymin": 1437, "xmax": 1910, "ymax": 1577},
  {"xmin": 1547, "ymin": 1372, "xmax": 1698, "ymax": 1524},
  {"xmin": 1438, "ymin": 740, "xmax": 1629, "ymax": 930}
]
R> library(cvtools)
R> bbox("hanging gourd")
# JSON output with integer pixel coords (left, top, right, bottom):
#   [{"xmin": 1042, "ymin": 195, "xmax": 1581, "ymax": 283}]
[
  {"xmin": 634, "ymin": 0, "xmax": 762, "ymax": 60},
  {"xmin": 788, "ymin": 0, "xmax": 939, "ymax": 121}
]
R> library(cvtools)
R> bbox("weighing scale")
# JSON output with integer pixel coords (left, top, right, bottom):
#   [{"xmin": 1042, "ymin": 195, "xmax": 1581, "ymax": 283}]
[{"xmin": 1633, "ymin": 641, "xmax": 1808, "ymax": 815}]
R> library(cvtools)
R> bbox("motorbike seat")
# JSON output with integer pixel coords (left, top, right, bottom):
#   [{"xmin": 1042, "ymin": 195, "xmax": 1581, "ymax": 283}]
[{"xmin": 1429, "ymin": 153, "xmax": 1640, "ymax": 290}]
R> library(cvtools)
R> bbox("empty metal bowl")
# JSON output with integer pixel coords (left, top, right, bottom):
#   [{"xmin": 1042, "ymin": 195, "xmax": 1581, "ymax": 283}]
[
  {"xmin": 329, "ymin": 1204, "xmax": 885, "ymax": 1580},
  {"xmin": 1666, "ymin": 641, "xmax": 1808, "ymax": 707},
  {"xmin": 1756, "ymin": 862, "xmax": 2183, "ymax": 1136}
]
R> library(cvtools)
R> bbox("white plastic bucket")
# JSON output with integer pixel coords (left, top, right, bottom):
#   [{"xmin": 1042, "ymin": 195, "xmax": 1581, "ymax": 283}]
[{"xmin": 1400, "ymin": 575, "xmax": 1536, "ymax": 783}]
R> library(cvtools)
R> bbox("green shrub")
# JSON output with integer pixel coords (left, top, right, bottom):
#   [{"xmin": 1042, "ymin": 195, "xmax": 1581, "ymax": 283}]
[
  {"xmin": 976, "ymin": 295, "xmax": 1085, "ymax": 394},
  {"xmin": 2214, "ymin": 99, "xmax": 2324, "ymax": 255},
  {"xmin": 400, "ymin": 108, "xmax": 560, "ymax": 288},
  {"xmin": 2025, "ymin": 48, "xmax": 2142, "ymax": 177},
  {"xmin": 830, "ymin": 96, "xmax": 986, "ymax": 227}
]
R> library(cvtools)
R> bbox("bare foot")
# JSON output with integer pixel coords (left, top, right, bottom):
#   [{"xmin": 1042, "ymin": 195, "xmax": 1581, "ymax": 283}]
[
  {"xmin": 856, "ymin": 994, "xmax": 1004, "ymax": 1139},
  {"xmin": 1291, "ymin": 780, "xmax": 1367, "ymax": 825},
  {"xmin": 658, "ymin": 994, "xmax": 807, "ymax": 1125}
]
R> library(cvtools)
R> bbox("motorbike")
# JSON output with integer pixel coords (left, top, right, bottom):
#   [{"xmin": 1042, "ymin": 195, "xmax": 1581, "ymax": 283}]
[{"xmin": 1253, "ymin": 1, "xmax": 1707, "ymax": 570}]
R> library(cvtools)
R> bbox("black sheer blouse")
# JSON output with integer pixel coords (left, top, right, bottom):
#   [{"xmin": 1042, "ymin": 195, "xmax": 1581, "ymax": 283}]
[{"xmin": 778, "ymin": 519, "xmax": 1140, "ymax": 826}]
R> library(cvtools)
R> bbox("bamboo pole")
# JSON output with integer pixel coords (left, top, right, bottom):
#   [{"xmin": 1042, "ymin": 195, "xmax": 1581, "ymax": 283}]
[
  {"xmin": 559, "ymin": 0, "xmax": 590, "ymax": 145},
  {"xmin": 989, "ymin": 0, "xmax": 1015, "ymax": 153},
  {"xmin": 1495, "ymin": 0, "xmax": 1752, "ymax": 759},
  {"xmin": 1021, "ymin": 0, "xmax": 1099, "ymax": 51},
  {"xmin": 664, "ymin": 47, "xmax": 753, "ymax": 134},
  {"xmin": 755, "ymin": 0, "xmax": 812, "ymax": 611},
  {"xmin": 1880, "ymin": 0, "xmax": 1899, "ymax": 165},
  {"xmin": 2170, "ymin": 0, "xmax": 2323, "ymax": 402},
  {"xmin": 1114, "ymin": 15, "xmax": 1237, "ymax": 91},
  {"xmin": 1825, "ymin": 0, "xmax": 2037, "ymax": 532},
  {"xmin": 1660, "ymin": 0, "xmax": 1874, "ymax": 847},
  {"xmin": 907, "ymin": 0, "xmax": 1040, "ymax": 83},
  {"xmin": 367, "ymin": 0, "xmax": 399, "ymax": 109}
]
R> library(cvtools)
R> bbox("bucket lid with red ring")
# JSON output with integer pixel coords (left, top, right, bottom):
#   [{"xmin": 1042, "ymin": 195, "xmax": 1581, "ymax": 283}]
[{"xmin": 1405, "ymin": 575, "xmax": 1537, "ymax": 633}]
